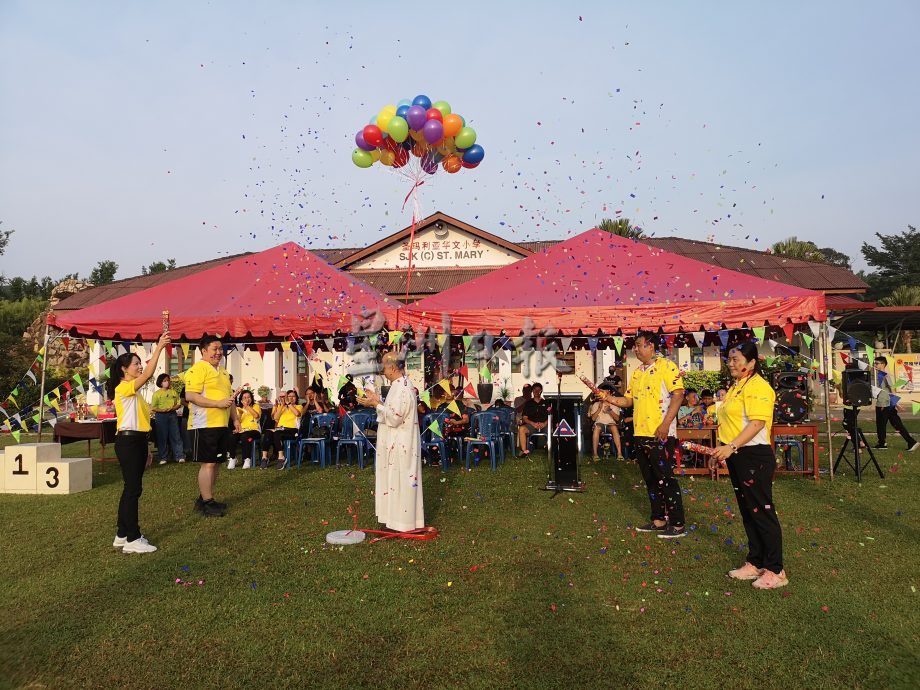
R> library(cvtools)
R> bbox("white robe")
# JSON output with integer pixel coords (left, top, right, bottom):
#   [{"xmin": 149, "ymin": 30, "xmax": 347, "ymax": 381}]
[{"xmin": 374, "ymin": 375, "xmax": 424, "ymax": 531}]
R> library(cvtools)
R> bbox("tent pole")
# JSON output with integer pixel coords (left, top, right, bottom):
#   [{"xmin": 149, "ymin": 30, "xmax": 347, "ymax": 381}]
[
  {"xmin": 37, "ymin": 318, "xmax": 53, "ymax": 442},
  {"xmin": 821, "ymin": 321, "xmax": 834, "ymax": 480}
]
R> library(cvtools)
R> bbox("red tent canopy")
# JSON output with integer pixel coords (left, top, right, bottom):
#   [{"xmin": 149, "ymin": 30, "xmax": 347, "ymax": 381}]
[
  {"xmin": 55, "ymin": 243, "xmax": 399, "ymax": 340},
  {"xmin": 401, "ymin": 229, "xmax": 827, "ymax": 333}
]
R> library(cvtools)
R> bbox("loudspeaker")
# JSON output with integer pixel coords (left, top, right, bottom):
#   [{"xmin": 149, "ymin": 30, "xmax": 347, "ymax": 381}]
[
  {"xmin": 773, "ymin": 372, "xmax": 809, "ymax": 423},
  {"xmin": 842, "ymin": 368, "xmax": 872, "ymax": 407}
]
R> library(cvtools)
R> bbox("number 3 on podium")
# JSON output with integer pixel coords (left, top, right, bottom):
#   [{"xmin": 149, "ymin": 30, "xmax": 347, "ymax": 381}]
[{"xmin": 46, "ymin": 466, "xmax": 60, "ymax": 488}]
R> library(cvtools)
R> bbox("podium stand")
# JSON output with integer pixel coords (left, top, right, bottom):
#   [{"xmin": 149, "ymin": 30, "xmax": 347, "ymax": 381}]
[{"xmin": 543, "ymin": 394, "xmax": 585, "ymax": 493}]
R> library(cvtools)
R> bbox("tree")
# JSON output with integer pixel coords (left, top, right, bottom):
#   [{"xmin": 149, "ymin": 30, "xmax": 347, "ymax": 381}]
[
  {"xmin": 87, "ymin": 260, "xmax": 118, "ymax": 286},
  {"xmin": 598, "ymin": 217, "xmax": 645, "ymax": 239},
  {"xmin": 770, "ymin": 237, "xmax": 825, "ymax": 262},
  {"xmin": 816, "ymin": 247, "xmax": 852, "ymax": 269},
  {"xmin": 0, "ymin": 221, "xmax": 12, "ymax": 255},
  {"xmin": 141, "ymin": 258, "xmax": 177, "ymax": 275},
  {"xmin": 878, "ymin": 285, "xmax": 920, "ymax": 353},
  {"xmin": 860, "ymin": 225, "xmax": 920, "ymax": 302}
]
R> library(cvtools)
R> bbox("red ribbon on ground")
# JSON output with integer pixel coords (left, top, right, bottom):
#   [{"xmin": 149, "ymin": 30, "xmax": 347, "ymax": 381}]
[{"xmin": 355, "ymin": 527, "xmax": 439, "ymax": 544}]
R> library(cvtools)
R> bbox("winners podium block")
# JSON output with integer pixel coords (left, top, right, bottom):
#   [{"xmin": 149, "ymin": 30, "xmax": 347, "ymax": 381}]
[{"xmin": 1, "ymin": 442, "xmax": 92, "ymax": 495}]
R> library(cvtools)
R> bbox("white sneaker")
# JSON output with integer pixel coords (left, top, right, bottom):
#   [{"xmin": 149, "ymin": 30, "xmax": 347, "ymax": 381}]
[
  {"xmin": 242, "ymin": 459, "xmax": 252, "ymax": 469},
  {"xmin": 122, "ymin": 536, "xmax": 157, "ymax": 554},
  {"xmin": 227, "ymin": 458, "xmax": 238, "ymax": 470},
  {"xmin": 909, "ymin": 442, "xmax": 920, "ymax": 452},
  {"xmin": 159, "ymin": 460, "xmax": 167, "ymax": 465},
  {"xmin": 178, "ymin": 458, "xmax": 186, "ymax": 463},
  {"xmin": 113, "ymin": 536, "xmax": 127, "ymax": 548}
]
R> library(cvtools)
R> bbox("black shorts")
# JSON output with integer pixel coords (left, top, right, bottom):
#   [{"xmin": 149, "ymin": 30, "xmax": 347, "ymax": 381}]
[{"xmin": 189, "ymin": 427, "xmax": 232, "ymax": 463}]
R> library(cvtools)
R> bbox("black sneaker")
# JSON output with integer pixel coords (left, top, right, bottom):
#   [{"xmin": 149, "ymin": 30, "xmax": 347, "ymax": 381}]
[
  {"xmin": 200, "ymin": 499, "xmax": 225, "ymax": 518},
  {"xmin": 634, "ymin": 522, "xmax": 667, "ymax": 533},
  {"xmin": 657, "ymin": 525, "xmax": 688, "ymax": 539},
  {"xmin": 195, "ymin": 496, "xmax": 226, "ymax": 512},
  {"xmin": 874, "ymin": 444, "xmax": 888, "ymax": 450}
]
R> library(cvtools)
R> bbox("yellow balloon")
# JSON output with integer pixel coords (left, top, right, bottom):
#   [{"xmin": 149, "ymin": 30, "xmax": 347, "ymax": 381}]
[
  {"xmin": 370, "ymin": 149, "xmax": 381, "ymax": 161},
  {"xmin": 378, "ymin": 111, "xmax": 394, "ymax": 132},
  {"xmin": 382, "ymin": 104, "xmax": 397, "ymax": 115},
  {"xmin": 380, "ymin": 150, "xmax": 395, "ymax": 166}
]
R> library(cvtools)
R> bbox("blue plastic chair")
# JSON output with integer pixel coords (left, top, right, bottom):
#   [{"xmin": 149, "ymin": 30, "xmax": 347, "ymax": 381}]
[
  {"xmin": 297, "ymin": 413, "xmax": 338, "ymax": 468},
  {"xmin": 775, "ymin": 435, "xmax": 806, "ymax": 471},
  {"xmin": 421, "ymin": 412, "xmax": 450, "ymax": 471},
  {"xmin": 464, "ymin": 411, "xmax": 504, "ymax": 471},
  {"xmin": 282, "ymin": 414, "xmax": 311, "ymax": 469},
  {"xmin": 491, "ymin": 407, "xmax": 516, "ymax": 457},
  {"xmin": 336, "ymin": 410, "xmax": 376, "ymax": 468}
]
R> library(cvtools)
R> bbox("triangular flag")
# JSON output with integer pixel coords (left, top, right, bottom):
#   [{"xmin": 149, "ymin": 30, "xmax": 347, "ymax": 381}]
[
  {"xmin": 693, "ymin": 331, "xmax": 705, "ymax": 347},
  {"xmin": 752, "ymin": 327, "xmax": 766, "ymax": 343},
  {"xmin": 370, "ymin": 335, "xmax": 378, "ymax": 347},
  {"xmin": 436, "ymin": 334, "xmax": 447, "ymax": 347},
  {"xmin": 865, "ymin": 345, "xmax": 875, "ymax": 362},
  {"xmin": 912, "ymin": 402, "xmax": 920, "ymax": 415},
  {"xmin": 765, "ymin": 356, "xmax": 776, "ymax": 367},
  {"xmin": 447, "ymin": 400, "xmax": 460, "ymax": 416},
  {"xmin": 848, "ymin": 336, "xmax": 857, "ymax": 352},
  {"xmin": 324, "ymin": 338, "xmax": 335, "ymax": 352},
  {"xmin": 560, "ymin": 336, "xmax": 573, "ymax": 351},
  {"xmin": 458, "ymin": 365, "xmax": 469, "ymax": 379},
  {"xmin": 839, "ymin": 351, "xmax": 850, "ymax": 364},
  {"xmin": 479, "ymin": 365, "xmax": 491, "ymax": 382},
  {"xmin": 462, "ymin": 335, "xmax": 473, "ymax": 350},
  {"xmin": 103, "ymin": 339, "xmax": 113, "ymax": 352},
  {"xmin": 782, "ymin": 324, "xmax": 794, "ymax": 342},
  {"xmin": 439, "ymin": 380, "xmax": 452, "ymax": 395},
  {"xmin": 281, "ymin": 341, "xmax": 291, "ymax": 352},
  {"xmin": 419, "ymin": 390, "xmax": 431, "ymax": 407},
  {"xmin": 767, "ymin": 339, "xmax": 778, "ymax": 351},
  {"xmin": 613, "ymin": 336, "xmax": 624, "ymax": 355},
  {"xmin": 181, "ymin": 342, "xmax": 190, "ymax": 358},
  {"xmin": 427, "ymin": 420, "xmax": 442, "ymax": 438},
  {"xmin": 87, "ymin": 338, "xmax": 96, "ymax": 352},
  {"xmin": 857, "ymin": 360, "xmax": 868, "ymax": 370},
  {"xmin": 828, "ymin": 326, "xmax": 837, "ymax": 342},
  {"xmin": 11, "ymin": 430, "xmax": 20, "ymax": 442},
  {"xmin": 389, "ymin": 332, "xmax": 403, "ymax": 346},
  {"xmin": 73, "ymin": 373, "xmax": 83, "ymax": 386},
  {"xmin": 587, "ymin": 337, "xmax": 598, "ymax": 353},
  {"xmin": 895, "ymin": 379, "xmax": 908, "ymax": 389},
  {"xmin": 464, "ymin": 383, "xmax": 476, "ymax": 398},
  {"xmin": 256, "ymin": 343, "xmax": 265, "ymax": 359},
  {"xmin": 718, "ymin": 330, "xmax": 729, "ymax": 349},
  {"xmin": 802, "ymin": 334, "xmax": 814, "ymax": 348},
  {"xmin": 25, "ymin": 370, "xmax": 37, "ymax": 384},
  {"xmin": 871, "ymin": 385, "xmax": 881, "ymax": 399},
  {"xmin": 325, "ymin": 362, "xmax": 333, "ymax": 373},
  {"xmin": 338, "ymin": 375, "xmax": 349, "ymax": 391},
  {"xmin": 889, "ymin": 394, "xmax": 900, "ymax": 407},
  {"xmin": 808, "ymin": 320, "xmax": 820, "ymax": 338},
  {"xmin": 62, "ymin": 336, "xmax": 70, "ymax": 350},
  {"xmin": 236, "ymin": 343, "xmax": 246, "ymax": 354}
]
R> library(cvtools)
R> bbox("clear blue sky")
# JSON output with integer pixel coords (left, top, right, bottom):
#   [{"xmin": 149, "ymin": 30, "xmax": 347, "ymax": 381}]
[{"xmin": 1, "ymin": 0, "xmax": 917, "ymax": 280}]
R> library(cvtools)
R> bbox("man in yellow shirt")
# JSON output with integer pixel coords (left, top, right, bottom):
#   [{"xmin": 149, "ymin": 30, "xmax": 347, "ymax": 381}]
[
  {"xmin": 605, "ymin": 331, "xmax": 687, "ymax": 538},
  {"xmin": 184, "ymin": 335, "xmax": 240, "ymax": 517}
]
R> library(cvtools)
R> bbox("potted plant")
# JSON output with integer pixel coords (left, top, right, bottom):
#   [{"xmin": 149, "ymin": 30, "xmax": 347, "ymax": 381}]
[{"xmin": 498, "ymin": 378, "xmax": 512, "ymax": 403}]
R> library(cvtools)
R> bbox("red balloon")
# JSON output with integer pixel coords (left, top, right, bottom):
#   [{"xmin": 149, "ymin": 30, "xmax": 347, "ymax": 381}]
[
  {"xmin": 393, "ymin": 147, "xmax": 409, "ymax": 168},
  {"xmin": 461, "ymin": 159, "xmax": 480, "ymax": 169},
  {"xmin": 363, "ymin": 124, "xmax": 384, "ymax": 147},
  {"xmin": 383, "ymin": 137, "xmax": 401, "ymax": 154},
  {"xmin": 425, "ymin": 108, "xmax": 443, "ymax": 122}
]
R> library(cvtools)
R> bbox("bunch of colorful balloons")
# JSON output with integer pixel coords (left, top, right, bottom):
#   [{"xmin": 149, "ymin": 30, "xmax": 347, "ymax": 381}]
[{"xmin": 351, "ymin": 94, "xmax": 484, "ymax": 175}]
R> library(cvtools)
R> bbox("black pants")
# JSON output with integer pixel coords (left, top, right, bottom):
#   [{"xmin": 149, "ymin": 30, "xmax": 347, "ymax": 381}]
[
  {"xmin": 266, "ymin": 428, "xmax": 298, "ymax": 456},
  {"xmin": 633, "ymin": 437, "xmax": 685, "ymax": 526},
  {"xmin": 727, "ymin": 445, "xmax": 783, "ymax": 574},
  {"xmin": 842, "ymin": 407, "xmax": 859, "ymax": 441},
  {"xmin": 875, "ymin": 406, "xmax": 916, "ymax": 447},
  {"xmin": 233, "ymin": 430, "xmax": 262, "ymax": 460},
  {"xmin": 115, "ymin": 434, "xmax": 148, "ymax": 541}
]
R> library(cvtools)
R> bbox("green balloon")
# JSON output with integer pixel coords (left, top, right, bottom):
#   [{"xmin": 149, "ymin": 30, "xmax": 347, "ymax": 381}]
[
  {"xmin": 387, "ymin": 115, "xmax": 409, "ymax": 143},
  {"xmin": 432, "ymin": 100, "xmax": 451, "ymax": 117},
  {"xmin": 454, "ymin": 126, "xmax": 477, "ymax": 149},
  {"xmin": 352, "ymin": 148, "xmax": 373, "ymax": 168}
]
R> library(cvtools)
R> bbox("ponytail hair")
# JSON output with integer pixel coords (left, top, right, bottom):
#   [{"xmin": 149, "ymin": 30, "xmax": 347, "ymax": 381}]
[
  {"xmin": 106, "ymin": 352, "xmax": 139, "ymax": 399},
  {"xmin": 729, "ymin": 341, "xmax": 761, "ymax": 376}
]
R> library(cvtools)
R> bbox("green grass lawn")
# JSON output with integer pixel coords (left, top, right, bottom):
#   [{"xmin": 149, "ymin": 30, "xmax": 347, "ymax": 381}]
[{"xmin": 1, "ymin": 431, "xmax": 919, "ymax": 690}]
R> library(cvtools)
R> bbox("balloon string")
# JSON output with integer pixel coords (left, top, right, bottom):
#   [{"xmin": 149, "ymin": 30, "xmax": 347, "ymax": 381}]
[
  {"xmin": 359, "ymin": 526, "xmax": 439, "ymax": 543},
  {"xmin": 402, "ymin": 180, "xmax": 424, "ymax": 304}
]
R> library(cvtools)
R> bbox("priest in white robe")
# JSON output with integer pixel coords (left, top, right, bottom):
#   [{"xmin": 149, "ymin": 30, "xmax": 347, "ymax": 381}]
[{"xmin": 358, "ymin": 352, "xmax": 424, "ymax": 532}]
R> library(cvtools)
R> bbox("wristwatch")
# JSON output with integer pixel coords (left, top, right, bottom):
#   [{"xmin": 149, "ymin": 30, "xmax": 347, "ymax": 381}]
[{"xmin": 729, "ymin": 442, "xmax": 738, "ymax": 453}]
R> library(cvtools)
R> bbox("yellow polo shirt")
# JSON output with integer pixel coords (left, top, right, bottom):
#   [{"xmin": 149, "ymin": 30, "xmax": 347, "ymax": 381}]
[
  {"xmin": 276, "ymin": 404, "xmax": 303, "ymax": 430},
  {"xmin": 625, "ymin": 356, "xmax": 684, "ymax": 437},
  {"xmin": 718, "ymin": 374, "xmax": 775, "ymax": 446},
  {"xmin": 184, "ymin": 360, "xmax": 232, "ymax": 430},
  {"xmin": 237, "ymin": 406, "xmax": 261, "ymax": 432},
  {"xmin": 114, "ymin": 380, "xmax": 151, "ymax": 433}
]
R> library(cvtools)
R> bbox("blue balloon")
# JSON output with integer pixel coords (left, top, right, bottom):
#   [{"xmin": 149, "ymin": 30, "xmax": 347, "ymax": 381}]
[
  {"xmin": 462, "ymin": 144, "xmax": 485, "ymax": 165},
  {"xmin": 396, "ymin": 104, "xmax": 410, "ymax": 119},
  {"xmin": 412, "ymin": 94, "xmax": 432, "ymax": 110},
  {"xmin": 369, "ymin": 115, "xmax": 378, "ymax": 126}
]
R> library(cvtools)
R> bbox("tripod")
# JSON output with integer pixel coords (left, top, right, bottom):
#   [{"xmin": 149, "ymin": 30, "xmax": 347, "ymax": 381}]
[{"xmin": 834, "ymin": 426, "xmax": 884, "ymax": 482}]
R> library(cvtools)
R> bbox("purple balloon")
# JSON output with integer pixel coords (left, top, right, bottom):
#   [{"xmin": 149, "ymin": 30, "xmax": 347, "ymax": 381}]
[
  {"xmin": 422, "ymin": 119, "xmax": 444, "ymax": 144},
  {"xmin": 355, "ymin": 130, "xmax": 374, "ymax": 152},
  {"xmin": 422, "ymin": 154, "xmax": 439, "ymax": 175},
  {"xmin": 405, "ymin": 105, "xmax": 427, "ymax": 131}
]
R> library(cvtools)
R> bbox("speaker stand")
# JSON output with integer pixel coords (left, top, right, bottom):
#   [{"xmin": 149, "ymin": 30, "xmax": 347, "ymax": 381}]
[{"xmin": 833, "ymin": 427, "xmax": 884, "ymax": 482}]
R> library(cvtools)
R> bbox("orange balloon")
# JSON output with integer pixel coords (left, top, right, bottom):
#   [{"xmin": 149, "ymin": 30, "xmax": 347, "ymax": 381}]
[
  {"xmin": 442, "ymin": 114, "xmax": 462, "ymax": 138},
  {"xmin": 442, "ymin": 154, "xmax": 462, "ymax": 173},
  {"xmin": 410, "ymin": 129, "xmax": 426, "ymax": 142},
  {"xmin": 412, "ymin": 141, "xmax": 430, "ymax": 158}
]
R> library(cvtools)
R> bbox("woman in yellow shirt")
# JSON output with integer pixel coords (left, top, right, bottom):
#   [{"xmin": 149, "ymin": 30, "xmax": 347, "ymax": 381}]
[
  {"xmin": 105, "ymin": 332, "xmax": 169, "ymax": 554},
  {"xmin": 151, "ymin": 374, "xmax": 185, "ymax": 464},
  {"xmin": 710, "ymin": 341, "xmax": 787, "ymax": 590},
  {"xmin": 228, "ymin": 389, "xmax": 262, "ymax": 470},
  {"xmin": 269, "ymin": 389, "xmax": 303, "ymax": 469}
]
